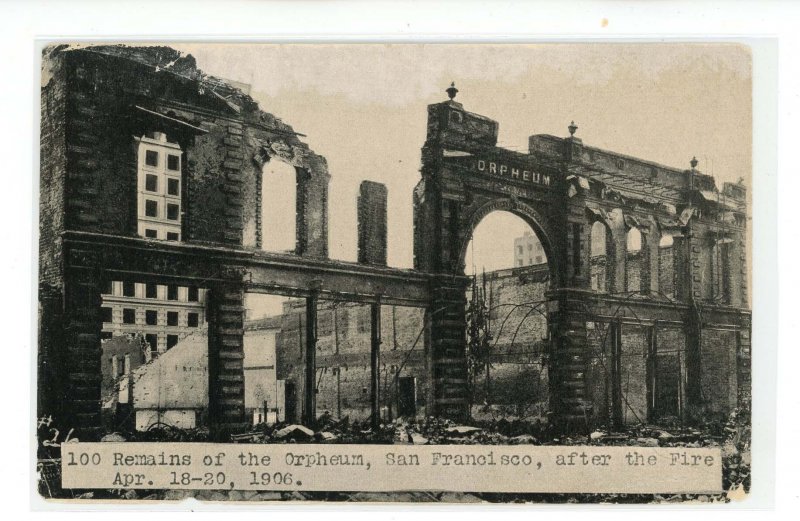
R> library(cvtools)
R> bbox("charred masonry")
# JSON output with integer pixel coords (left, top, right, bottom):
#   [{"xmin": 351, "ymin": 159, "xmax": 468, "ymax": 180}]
[{"xmin": 39, "ymin": 46, "xmax": 751, "ymax": 439}]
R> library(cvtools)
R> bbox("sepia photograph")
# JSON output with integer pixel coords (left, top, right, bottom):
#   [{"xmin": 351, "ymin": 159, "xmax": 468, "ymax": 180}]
[{"xmin": 36, "ymin": 41, "xmax": 753, "ymax": 504}]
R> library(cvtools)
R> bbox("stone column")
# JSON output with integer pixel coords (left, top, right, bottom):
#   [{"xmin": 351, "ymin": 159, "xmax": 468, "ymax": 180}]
[
  {"xmin": 370, "ymin": 302, "xmax": 382, "ymax": 429},
  {"xmin": 296, "ymin": 159, "xmax": 330, "ymax": 259},
  {"xmin": 358, "ymin": 181, "xmax": 388, "ymax": 266},
  {"xmin": 607, "ymin": 209, "xmax": 627, "ymax": 294},
  {"xmin": 641, "ymin": 227, "xmax": 660, "ymax": 295},
  {"xmin": 673, "ymin": 236, "xmax": 690, "ymax": 302},
  {"xmin": 302, "ymin": 292, "xmax": 318, "ymax": 427}
]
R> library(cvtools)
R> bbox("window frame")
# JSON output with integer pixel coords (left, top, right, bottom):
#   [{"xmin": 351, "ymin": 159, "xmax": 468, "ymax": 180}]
[
  {"xmin": 145, "ymin": 199, "xmax": 159, "ymax": 218},
  {"xmin": 122, "ymin": 308, "xmax": 136, "ymax": 324},
  {"xmin": 145, "ymin": 149, "xmax": 159, "ymax": 167},
  {"xmin": 167, "ymin": 311, "xmax": 179, "ymax": 327},
  {"xmin": 187, "ymin": 312, "xmax": 199, "ymax": 328},
  {"xmin": 145, "ymin": 333, "xmax": 158, "ymax": 352}
]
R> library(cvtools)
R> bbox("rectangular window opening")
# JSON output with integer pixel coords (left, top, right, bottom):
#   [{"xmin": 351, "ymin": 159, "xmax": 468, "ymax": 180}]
[
  {"xmin": 145, "ymin": 174, "xmax": 158, "ymax": 192},
  {"xmin": 122, "ymin": 281, "xmax": 135, "ymax": 297},
  {"xmin": 167, "ymin": 334, "xmax": 179, "ymax": 350},
  {"xmin": 167, "ymin": 178, "xmax": 180, "ymax": 196},
  {"xmin": 167, "ymin": 154, "xmax": 180, "ymax": 171},
  {"xmin": 145, "ymin": 200, "xmax": 158, "ymax": 218},
  {"xmin": 145, "ymin": 283, "xmax": 157, "ymax": 299},
  {"xmin": 145, "ymin": 334, "xmax": 158, "ymax": 352},
  {"xmin": 122, "ymin": 308, "xmax": 136, "ymax": 324},
  {"xmin": 187, "ymin": 312, "xmax": 199, "ymax": 327},
  {"xmin": 188, "ymin": 286, "xmax": 199, "ymax": 302},
  {"xmin": 145, "ymin": 150, "xmax": 158, "ymax": 167},
  {"xmin": 145, "ymin": 310, "xmax": 158, "ymax": 326},
  {"xmin": 167, "ymin": 284, "xmax": 178, "ymax": 301},
  {"xmin": 166, "ymin": 203, "xmax": 180, "ymax": 221},
  {"xmin": 145, "ymin": 229, "xmax": 158, "ymax": 239},
  {"xmin": 167, "ymin": 311, "xmax": 179, "ymax": 326},
  {"xmin": 166, "ymin": 232, "xmax": 180, "ymax": 241}
]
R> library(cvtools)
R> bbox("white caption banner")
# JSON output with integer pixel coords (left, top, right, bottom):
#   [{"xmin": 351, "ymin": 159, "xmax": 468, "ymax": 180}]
[{"xmin": 61, "ymin": 443, "xmax": 722, "ymax": 494}]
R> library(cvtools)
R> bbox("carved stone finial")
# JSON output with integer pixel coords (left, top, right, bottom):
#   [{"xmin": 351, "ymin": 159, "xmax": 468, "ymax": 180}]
[
  {"xmin": 690, "ymin": 156, "xmax": 699, "ymax": 170},
  {"xmin": 446, "ymin": 82, "xmax": 458, "ymax": 100},
  {"xmin": 568, "ymin": 120, "xmax": 578, "ymax": 137}
]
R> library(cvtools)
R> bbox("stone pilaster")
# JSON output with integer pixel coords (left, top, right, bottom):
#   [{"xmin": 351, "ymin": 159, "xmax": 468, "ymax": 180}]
[
  {"xmin": 207, "ymin": 279, "xmax": 247, "ymax": 438},
  {"xmin": 61, "ymin": 247, "xmax": 105, "ymax": 439},
  {"xmin": 429, "ymin": 278, "xmax": 470, "ymax": 421},
  {"xmin": 548, "ymin": 290, "xmax": 591, "ymax": 432}
]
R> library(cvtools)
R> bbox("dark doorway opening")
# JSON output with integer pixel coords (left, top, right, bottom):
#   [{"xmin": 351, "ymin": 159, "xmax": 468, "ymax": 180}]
[
  {"xmin": 284, "ymin": 380, "xmax": 297, "ymax": 424},
  {"xmin": 654, "ymin": 353, "xmax": 682, "ymax": 420},
  {"xmin": 397, "ymin": 376, "xmax": 417, "ymax": 418}
]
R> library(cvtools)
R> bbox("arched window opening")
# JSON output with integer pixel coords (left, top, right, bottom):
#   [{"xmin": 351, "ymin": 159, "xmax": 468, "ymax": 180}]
[
  {"xmin": 261, "ymin": 159, "xmax": 298, "ymax": 253},
  {"xmin": 658, "ymin": 233, "xmax": 676, "ymax": 299},
  {"xmin": 625, "ymin": 227, "xmax": 643, "ymax": 293},
  {"xmin": 463, "ymin": 211, "xmax": 549, "ymax": 422},
  {"xmin": 590, "ymin": 221, "xmax": 609, "ymax": 292},
  {"xmin": 627, "ymin": 227, "xmax": 642, "ymax": 252}
]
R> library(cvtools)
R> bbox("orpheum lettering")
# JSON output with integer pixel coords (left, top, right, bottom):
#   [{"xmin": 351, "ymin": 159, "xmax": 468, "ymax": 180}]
[{"xmin": 475, "ymin": 159, "xmax": 551, "ymax": 187}]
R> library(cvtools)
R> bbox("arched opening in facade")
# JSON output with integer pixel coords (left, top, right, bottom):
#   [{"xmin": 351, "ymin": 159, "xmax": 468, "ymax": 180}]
[
  {"xmin": 625, "ymin": 227, "xmax": 643, "ymax": 294},
  {"xmin": 260, "ymin": 159, "xmax": 298, "ymax": 253},
  {"xmin": 658, "ymin": 233, "xmax": 676, "ymax": 299},
  {"xmin": 590, "ymin": 220, "xmax": 612, "ymax": 292},
  {"xmin": 462, "ymin": 210, "xmax": 550, "ymax": 422}
]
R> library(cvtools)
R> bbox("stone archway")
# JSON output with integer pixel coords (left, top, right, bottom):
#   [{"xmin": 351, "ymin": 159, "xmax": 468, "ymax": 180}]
[
  {"xmin": 460, "ymin": 202, "xmax": 554, "ymax": 422},
  {"xmin": 458, "ymin": 197, "xmax": 559, "ymax": 285}
]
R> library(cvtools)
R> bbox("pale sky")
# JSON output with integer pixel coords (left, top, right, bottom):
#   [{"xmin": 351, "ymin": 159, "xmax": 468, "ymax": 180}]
[{"xmin": 173, "ymin": 43, "xmax": 751, "ymax": 273}]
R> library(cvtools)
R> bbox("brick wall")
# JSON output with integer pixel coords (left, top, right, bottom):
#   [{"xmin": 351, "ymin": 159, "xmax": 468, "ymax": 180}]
[
  {"xmin": 470, "ymin": 266, "xmax": 550, "ymax": 420},
  {"xmin": 39, "ymin": 48, "xmax": 68, "ymax": 420},
  {"xmin": 276, "ymin": 301, "xmax": 429, "ymax": 421},
  {"xmin": 619, "ymin": 325, "xmax": 648, "ymax": 425},
  {"xmin": 273, "ymin": 267, "xmax": 554, "ymax": 423},
  {"xmin": 700, "ymin": 328, "xmax": 738, "ymax": 419},
  {"xmin": 586, "ymin": 321, "xmax": 611, "ymax": 427},
  {"xmin": 40, "ymin": 47, "xmax": 67, "ymax": 290}
]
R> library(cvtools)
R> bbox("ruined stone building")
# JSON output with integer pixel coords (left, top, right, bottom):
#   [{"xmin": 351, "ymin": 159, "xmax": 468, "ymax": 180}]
[{"xmin": 39, "ymin": 45, "xmax": 750, "ymax": 439}]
